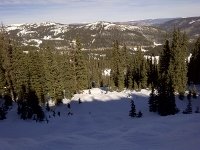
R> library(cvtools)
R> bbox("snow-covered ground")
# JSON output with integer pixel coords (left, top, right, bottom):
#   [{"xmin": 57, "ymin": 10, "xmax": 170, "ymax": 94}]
[{"xmin": 0, "ymin": 88, "xmax": 200, "ymax": 150}]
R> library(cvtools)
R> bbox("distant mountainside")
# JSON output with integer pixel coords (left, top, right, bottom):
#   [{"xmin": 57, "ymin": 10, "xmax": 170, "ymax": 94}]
[
  {"xmin": 158, "ymin": 16, "xmax": 200, "ymax": 40},
  {"xmin": 3, "ymin": 16, "xmax": 200, "ymax": 50},
  {"xmin": 5, "ymin": 21, "xmax": 165, "ymax": 50},
  {"xmin": 118, "ymin": 18, "xmax": 178, "ymax": 26}
]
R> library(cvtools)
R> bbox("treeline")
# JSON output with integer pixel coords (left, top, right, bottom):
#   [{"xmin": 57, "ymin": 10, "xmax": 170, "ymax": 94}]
[
  {"xmin": 0, "ymin": 33, "xmax": 90, "ymax": 104},
  {"xmin": 0, "ymin": 27, "xmax": 200, "ymax": 118},
  {"xmin": 148, "ymin": 30, "xmax": 200, "ymax": 116}
]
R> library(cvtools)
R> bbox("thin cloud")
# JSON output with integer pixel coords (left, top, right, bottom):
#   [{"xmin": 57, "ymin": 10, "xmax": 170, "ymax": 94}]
[{"xmin": 0, "ymin": 0, "xmax": 199, "ymax": 24}]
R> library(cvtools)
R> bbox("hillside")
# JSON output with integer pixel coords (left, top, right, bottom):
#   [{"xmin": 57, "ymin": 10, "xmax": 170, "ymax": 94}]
[
  {"xmin": 0, "ymin": 88, "xmax": 200, "ymax": 150},
  {"xmin": 2, "ymin": 16, "xmax": 199, "ymax": 54},
  {"xmin": 5, "ymin": 21, "xmax": 166, "ymax": 50},
  {"xmin": 159, "ymin": 16, "xmax": 200, "ymax": 41}
]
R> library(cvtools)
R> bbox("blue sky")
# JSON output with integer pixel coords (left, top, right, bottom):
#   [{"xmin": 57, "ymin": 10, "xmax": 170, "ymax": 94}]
[{"xmin": 0, "ymin": 0, "xmax": 200, "ymax": 24}]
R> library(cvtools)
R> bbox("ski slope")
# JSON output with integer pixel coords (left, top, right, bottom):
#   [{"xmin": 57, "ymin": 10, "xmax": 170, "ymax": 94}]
[{"xmin": 0, "ymin": 88, "xmax": 200, "ymax": 150}]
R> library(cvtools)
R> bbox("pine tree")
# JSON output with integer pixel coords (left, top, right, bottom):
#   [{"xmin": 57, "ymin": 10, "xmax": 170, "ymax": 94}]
[
  {"xmin": 73, "ymin": 39, "xmax": 88, "ymax": 93},
  {"xmin": 110, "ymin": 40, "xmax": 124, "ymax": 91},
  {"xmin": 157, "ymin": 37, "xmax": 178, "ymax": 116},
  {"xmin": 26, "ymin": 50, "xmax": 46, "ymax": 104},
  {"xmin": 129, "ymin": 99, "xmax": 136, "ymax": 117},
  {"xmin": 12, "ymin": 46, "xmax": 29, "ymax": 98},
  {"xmin": 0, "ymin": 33, "xmax": 16, "ymax": 100},
  {"xmin": 18, "ymin": 87, "xmax": 45, "ymax": 121},
  {"xmin": 60, "ymin": 52, "xmax": 75, "ymax": 98},
  {"xmin": 188, "ymin": 37, "xmax": 200, "ymax": 84},
  {"xmin": 137, "ymin": 111, "xmax": 143, "ymax": 118},
  {"xmin": 168, "ymin": 29, "xmax": 188, "ymax": 94},
  {"xmin": 149, "ymin": 87, "xmax": 157, "ymax": 112},
  {"xmin": 157, "ymin": 74, "xmax": 177, "ymax": 116},
  {"xmin": 121, "ymin": 43, "xmax": 131, "ymax": 88},
  {"xmin": 41, "ymin": 47, "xmax": 63, "ymax": 102},
  {"xmin": 159, "ymin": 40, "xmax": 171, "ymax": 75},
  {"xmin": 147, "ymin": 56, "xmax": 159, "ymax": 88},
  {"xmin": 132, "ymin": 47, "xmax": 147, "ymax": 90}
]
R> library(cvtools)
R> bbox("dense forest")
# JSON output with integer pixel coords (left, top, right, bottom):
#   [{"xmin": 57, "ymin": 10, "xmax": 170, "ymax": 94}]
[{"xmin": 0, "ymin": 26, "xmax": 200, "ymax": 120}]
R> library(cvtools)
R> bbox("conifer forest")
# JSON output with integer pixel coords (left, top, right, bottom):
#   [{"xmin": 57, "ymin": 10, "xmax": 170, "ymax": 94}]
[{"xmin": 0, "ymin": 26, "xmax": 200, "ymax": 120}]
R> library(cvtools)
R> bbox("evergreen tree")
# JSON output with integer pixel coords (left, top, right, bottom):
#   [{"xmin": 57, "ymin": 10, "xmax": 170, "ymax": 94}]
[
  {"xmin": 157, "ymin": 75, "xmax": 177, "ymax": 116},
  {"xmin": 41, "ymin": 47, "xmax": 63, "ymax": 102},
  {"xmin": 132, "ymin": 47, "xmax": 147, "ymax": 90},
  {"xmin": 149, "ymin": 87, "xmax": 157, "ymax": 112},
  {"xmin": 0, "ymin": 30, "xmax": 7, "ymax": 94},
  {"xmin": 168, "ymin": 29, "xmax": 188, "ymax": 94},
  {"xmin": 73, "ymin": 39, "xmax": 88, "ymax": 93},
  {"xmin": 0, "ymin": 32, "xmax": 16, "ymax": 100},
  {"xmin": 188, "ymin": 37, "xmax": 200, "ymax": 84},
  {"xmin": 137, "ymin": 111, "xmax": 143, "ymax": 118},
  {"xmin": 159, "ymin": 40, "xmax": 171, "ymax": 75},
  {"xmin": 18, "ymin": 87, "xmax": 45, "ymax": 121},
  {"xmin": 129, "ymin": 99, "xmax": 136, "ymax": 117},
  {"xmin": 147, "ymin": 56, "xmax": 159, "ymax": 88},
  {"xmin": 60, "ymin": 52, "xmax": 75, "ymax": 98},
  {"xmin": 110, "ymin": 40, "xmax": 124, "ymax": 91},
  {"xmin": 12, "ymin": 47, "xmax": 29, "ymax": 99},
  {"xmin": 27, "ymin": 50, "xmax": 46, "ymax": 104}
]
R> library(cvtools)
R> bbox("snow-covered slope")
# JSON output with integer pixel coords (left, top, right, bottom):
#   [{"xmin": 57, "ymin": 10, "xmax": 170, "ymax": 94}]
[
  {"xmin": 0, "ymin": 88, "xmax": 200, "ymax": 150},
  {"xmin": 159, "ymin": 16, "xmax": 200, "ymax": 40},
  {"xmin": 4, "ymin": 21, "xmax": 165, "ymax": 49}
]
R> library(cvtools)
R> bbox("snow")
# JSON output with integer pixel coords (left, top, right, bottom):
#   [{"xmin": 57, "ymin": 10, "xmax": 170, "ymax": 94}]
[
  {"xmin": 0, "ymin": 88, "xmax": 200, "ymax": 150},
  {"xmin": 43, "ymin": 36, "xmax": 64, "ymax": 40},
  {"xmin": 6, "ymin": 25, "xmax": 21, "ymax": 31},
  {"xmin": 118, "ymin": 25, "xmax": 140, "ymax": 31},
  {"xmin": 18, "ymin": 30, "xmax": 37, "ymax": 36},
  {"xmin": 153, "ymin": 41, "xmax": 162, "ymax": 46},
  {"xmin": 104, "ymin": 23, "xmax": 116, "ymax": 30},
  {"xmin": 91, "ymin": 39, "xmax": 95, "ymax": 43},
  {"xmin": 144, "ymin": 55, "xmax": 160, "ymax": 64},
  {"xmin": 40, "ymin": 22, "xmax": 57, "ymax": 26},
  {"xmin": 91, "ymin": 34, "xmax": 96, "ymax": 37},
  {"xmin": 83, "ymin": 21, "xmax": 140, "ymax": 31},
  {"xmin": 43, "ymin": 35, "xmax": 52, "ymax": 40},
  {"xmin": 23, "ymin": 51, "xmax": 29, "ymax": 54},
  {"xmin": 27, "ymin": 39, "xmax": 42, "ymax": 47},
  {"xmin": 189, "ymin": 20, "xmax": 196, "ymax": 24},
  {"xmin": 84, "ymin": 21, "xmax": 105, "ymax": 30},
  {"xmin": 188, "ymin": 53, "xmax": 192, "ymax": 62},
  {"xmin": 102, "ymin": 68, "xmax": 111, "ymax": 76},
  {"xmin": 141, "ymin": 47, "xmax": 148, "ymax": 52}
]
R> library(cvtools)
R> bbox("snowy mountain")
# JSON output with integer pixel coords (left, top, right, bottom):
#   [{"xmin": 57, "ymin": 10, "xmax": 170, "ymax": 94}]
[
  {"xmin": 4, "ymin": 16, "xmax": 200, "ymax": 50},
  {"xmin": 5, "ymin": 21, "xmax": 166, "ymax": 49},
  {"xmin": 119, "ymin": 18, "xmax": 178, "ymax": 26},
  {"xmin": 159, "ymin": 16, "xmax": 200, "ymax": 40},
  {"xmin": 1, "ymin": 88, "xmax": 200, "ymax": 150}
]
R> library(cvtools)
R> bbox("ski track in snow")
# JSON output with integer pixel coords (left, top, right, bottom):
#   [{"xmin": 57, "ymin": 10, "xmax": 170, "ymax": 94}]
[{"xmin": 0, "ymin": 88, "xmax": 200, "ymax": 150}]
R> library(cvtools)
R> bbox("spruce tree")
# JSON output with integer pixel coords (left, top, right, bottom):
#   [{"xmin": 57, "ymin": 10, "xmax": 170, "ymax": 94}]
[
  {"xmin": 149, "ymin": 87, "xmax": 157, "ymax": 112},
  {"xmin": 60, "ymin": 52, "xmax": 75, "ymax": 98},
  {"xmin": 129, "ymin": 99, "xmax": 136, "ymax": 118},
  {"xmin": 132, "ymin": 47, "xmax": 147, "ymax": 90},
  {"xmin": 41, "ymin": 47, "xmax": 63, "ymax": 102},
  {"xmin": 168, "ymin": 29, "xmax": 188, "ymax": 94},
  {"xmin": 110, "ymin": 40, "xmax": 124, "ymax": 91},
  {"xmin": 0, "ymin": 33, "xmax": 16, "ymax": 100},
  {"xmin": 73, "ymin": 39, "xmax": 88, "ymax": 93},
  {"xmin": 27, "ymin": 50, "xmax": 46, "ymax": 104},
  {"xmin": 157, "ymin": 75, "xmax": 177, "ymax": 116},
  {"xmin": 188, "ymin": 37, "xmax": 200, "ymax": 84}
]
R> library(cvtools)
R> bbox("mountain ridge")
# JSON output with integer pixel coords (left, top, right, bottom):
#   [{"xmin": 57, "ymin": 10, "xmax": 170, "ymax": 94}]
[{"xmin": 3, "ymin": 16, "xmax": 200, "ymax": 50}]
